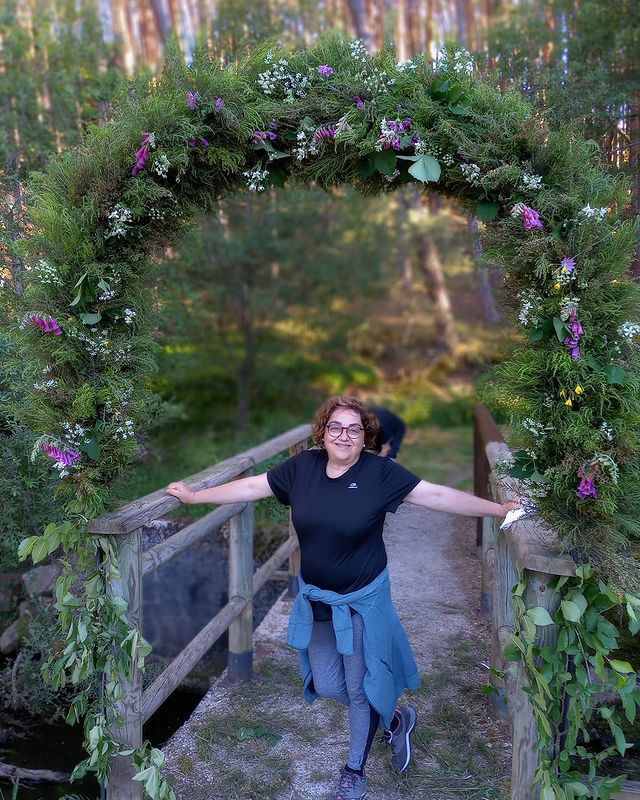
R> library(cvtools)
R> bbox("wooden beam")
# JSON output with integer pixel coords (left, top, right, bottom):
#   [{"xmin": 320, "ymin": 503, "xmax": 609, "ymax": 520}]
[
  {"xmin": 253, "ymin": 535, "xmax": 299, "ymax": 595},
  {"xmin": 106, "ymin": 531, "xmax": 143, "ymax": 800},
  {"xmin": 88, "ymin": 424, "xmax": 311, "ymax": 536},
  {"xmin": 140, "ymin": 596, "xmax": 246, "ymax": 723},
  {"xmin": 141, "ymin": 504, "xmax": 245, "ymax": 575},
  {"xmin": 87, "ymin": 457, "xmax": 254, "ymax": 535}
]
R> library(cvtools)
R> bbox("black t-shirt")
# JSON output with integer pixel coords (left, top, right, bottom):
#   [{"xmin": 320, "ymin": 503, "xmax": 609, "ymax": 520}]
[{"xmin": 267, "ymin": 449, "xmax": 420, "ymax": 594}]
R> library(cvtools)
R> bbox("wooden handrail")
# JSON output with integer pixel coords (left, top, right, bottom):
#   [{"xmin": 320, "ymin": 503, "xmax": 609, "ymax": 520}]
[{"xmin": 87, "ymin": 423, "xmax": 312, "ymax": 535}]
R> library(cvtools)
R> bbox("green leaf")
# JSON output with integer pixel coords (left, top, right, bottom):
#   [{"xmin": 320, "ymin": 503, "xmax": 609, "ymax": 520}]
[
  {"xmin": 445, "ymin": 84, "xmax": 464, "ymax": 103},
  {"xmin": 268, "ymin": 169, "xmax": 285, "ymax": 188},
  {"xmin": 565, "ymin": 782, "xmax": 590, "ymax": 796},
  {"xmin": 79, "ymin": 436, "xmax": 101, "ymax": 462},
  {"xmin": 69, "ymin": 272, "xmax": 89, "ymax": 307},
  {"xmin": 503, "ymin": 641, "xmax": 522, "ymax": 662},
  {"xmin": 356, "ymin": 158, "xmax": 377, "ymax": 179},
  {"xmin": 609, "ymin": 659, "xmax": 634, "ymax": 674},
  {"xmin": 553, "ymin": 317, "xmax": 567, "ymax": 343},
  {"xmin": 449, "ymin": 103, "xmax": 470, "ymax": 115},
  {"xmin": 373, "ymin": 149, "xmax": 397, "ymax": 175},
  {"xmin": 476, "ymin": 201, "xmax": 500, "ymax": 222},
  {"xmin": 32, "ymin": 536, "xmax": 50, "ymax": 563},
  {"xmin": 561, "ymin": 600, "xmax": 583, "ymax": 622},
  {"xmin": 18, "ymin": 536, "xmax": 38, "ymax": 561},
  {"xmin": 526, "ymin": 606, "xmax": 555, "ymax": 626},
  {"xmin": 79, "ymin": 312, "xmax": 102, "ymax": 325},
  {"xmin": 605, "ymin": 364, "xmax": 625, "ymax": 385},
  {"xmin": 408, "ymin": 155, "xmax": 441, "ymax": 183}
]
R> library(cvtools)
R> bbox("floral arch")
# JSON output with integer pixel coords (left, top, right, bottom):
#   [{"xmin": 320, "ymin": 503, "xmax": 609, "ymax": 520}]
[{"xmin": 13, "ymin": 34, "xmax": 640, "ymax": 800}]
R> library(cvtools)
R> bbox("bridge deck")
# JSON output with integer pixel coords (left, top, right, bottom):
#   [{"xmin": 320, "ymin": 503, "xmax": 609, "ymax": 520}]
[{"xmin": 162, "ymin": 498, "xmax": 511, "ymax": 799}]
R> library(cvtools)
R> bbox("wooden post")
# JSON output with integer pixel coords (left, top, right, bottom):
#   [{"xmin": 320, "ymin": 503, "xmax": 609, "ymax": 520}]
[
  {"xmin": 473, "ymin": 411, "xmax": 485, "ymax": 546},
  {"xmin": 510, "ymin": 569, "xmax": 562, "ymax": 800},
  {"xmin": 489, "ymin": 518, "xmax": 516, "ymax": 719},
  {"xmin": 227, "ymin": 471, "xmax": 254, "ymax": 683},
  {"xmin": 106, "ymin": 530, "xmax": 143, "ymax": 800},
  {"xmin": 287, "ymin": 440, "xmax": 306, "ymax": 598},
  {"xmin": 480, "ymin": 516, "xmax": 495, "ymax": 618}
]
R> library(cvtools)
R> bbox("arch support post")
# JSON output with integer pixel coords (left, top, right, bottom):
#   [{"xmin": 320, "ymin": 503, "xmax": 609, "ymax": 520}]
[
  {"xmin": 227, "ymin": 467, "xmax": 255, "ymax": 683},
  {"xmin": 106, "ymin": 529, "xmax": 143, "ymax": 800}
]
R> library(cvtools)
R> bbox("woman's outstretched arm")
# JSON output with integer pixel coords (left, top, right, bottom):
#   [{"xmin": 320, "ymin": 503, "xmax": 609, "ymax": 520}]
[
  {"xmin": 166, "ymin": 473, "xmax": 274, "ymax": 505},
  {"xmin": 404, "ymin": 480, "xmax": 517, "ymax": 518}
]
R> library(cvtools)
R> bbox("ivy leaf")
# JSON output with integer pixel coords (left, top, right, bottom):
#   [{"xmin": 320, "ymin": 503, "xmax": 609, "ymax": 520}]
[
  {"xmin": 561, "ymin": 600, "xmax": 582, "ymax": 622},
  {"xmin": 526, "ymin": 606, "xmax": 555, "ymax": 626},
  {"xmin": 408, "ymin": 155, "xmax": 441, "ymax": 183},
  {"xmin": 476, "ymin": 201, "xmax": 500, "ymax": 222},
  {"xmin": 553, "ymin": 317, "xmax": 567, "ymax": 343},
  {"xmin": 373, "ymin": 150, "xmax": 397, "ymax": 175},
  {"xmin": 609, "ymin": 659, "xmax": 634, "ymax": 674},
  {"xmin": 605, "ymin": 364, "xmax": 625, "ymax": 385}
]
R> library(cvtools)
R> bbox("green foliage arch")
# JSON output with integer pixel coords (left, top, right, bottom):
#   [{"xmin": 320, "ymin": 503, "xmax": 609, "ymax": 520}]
[{"xmin": 11, "ymin": 34, "xmax": 640, "ymax": 799}]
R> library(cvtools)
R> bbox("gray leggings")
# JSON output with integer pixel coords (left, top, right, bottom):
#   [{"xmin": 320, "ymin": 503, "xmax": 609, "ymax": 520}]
[{"xmin": 307, "ymin": 612, "xmax": 380, "ymax": 771}]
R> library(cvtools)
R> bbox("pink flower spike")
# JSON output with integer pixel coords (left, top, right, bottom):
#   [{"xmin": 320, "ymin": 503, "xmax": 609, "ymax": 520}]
[
  {"xmin": 187, "ymin": 91, "xmax": 199, "ymax": 109},
  {"xmin": 353, "ymin": 96, "xmax": 365, "ymax": 110},
  {"xmin": 521, "ymin": 204, "xmax": 543, "ymax": 230},
  {"xmin": 215, "ymin": 97, "xmax": 225, "ymax": 109},
  {"xmin": 30, "ymin": 315, "xmax": 62, "ymax": 335},
  {"xmin": 317, "ymin": 65, "xmax": 334, "ymax": 77}
]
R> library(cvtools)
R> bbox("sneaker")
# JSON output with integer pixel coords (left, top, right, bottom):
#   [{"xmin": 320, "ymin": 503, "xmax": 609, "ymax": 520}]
[
  {"xmin": 388, "ymin": 705, "xmax": 417, "ymax": 772},
  {"xmin": 334, "ymin": 767, "xmax": 367, "ymax": 800}
]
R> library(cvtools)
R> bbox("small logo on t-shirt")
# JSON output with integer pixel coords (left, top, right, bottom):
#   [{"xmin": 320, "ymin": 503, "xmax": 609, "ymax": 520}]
[{"xmin": 348, "ymin": 482, "xmax": 358, "ymax": 489}]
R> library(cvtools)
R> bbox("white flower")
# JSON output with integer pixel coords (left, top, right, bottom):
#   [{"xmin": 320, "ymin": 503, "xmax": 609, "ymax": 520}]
[
  {"xmin": 559, "ymin": 296, "xmax": 579, "ymax": 322},
  {"xmin": 579, "ymin": 204, "xmax": 608, "ymax": 221},
  {"xmin": 361, "ymin": 68, "xmax": 395, "ymax": 94},
  {"xmin": 600, "ymin": 421, "xmax": 614, "ymax": 442},
  {"xmin": 32, "ymin": 259, "xmax": 63, "ymax": 285},
  {"xmin": 123, "ymin": 308, "xmax": 136, "ymax": 325},
  {"xmin": 243, "ymin": 167, "xmax": 270, "ymax": 192},
  {"xmin": 521, "ymin": 173, "xmax": 542, "ymax": 191},
  {"xmin": 114, "ymin": 419, "xmax": 135, "ymax": 440},
  {"xmin": 460, "ymin": 163, "xmax": 481, "ymax": 185},
  {"xmin": 105, "ymin": 204, "xmax": 134, "ymax": 238},
  {"xmin": 397, "ymin": 59, "xmax": 418, "ymax": 72},
  {"xmin": 153, "ymin": 154, "xmax": 170, "ymax": 179},
  {"xmin": 517, "ymin": 289, "xmax": 541, "ymax": 327},
  {"xmin": 349, "ymin": 39, "xmax": 368, "ymax": 62},
  {"xmin": 257, "ymin": 58, "xmax": 309, "ymax": 99},
  {"xmin": 618, "ymin": 322, "xmax": 640, "ymax": 341}
]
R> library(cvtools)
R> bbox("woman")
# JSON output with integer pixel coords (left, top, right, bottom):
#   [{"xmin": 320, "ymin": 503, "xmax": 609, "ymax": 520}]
[{"xmin": 167, "ymin": 396, "xmax": 519, "ymax": 800}]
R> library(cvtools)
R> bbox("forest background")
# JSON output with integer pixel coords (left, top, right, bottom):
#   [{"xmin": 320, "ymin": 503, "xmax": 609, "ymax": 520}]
[{"xmin": 0, "ymin": 0, "xmax": 639, "ymax": 727}]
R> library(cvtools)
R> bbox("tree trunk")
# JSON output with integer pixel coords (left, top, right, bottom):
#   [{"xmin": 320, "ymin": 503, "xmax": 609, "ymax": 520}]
[
  {"xmin": 469, "ymin": 216, "xmax": 501, "ymax": 323},
  {"xmin": 416, "ymin": 227, "xmax": 459, "ymax": 353},
  {"xmin": 344, "ymin": 0, "xmax": 374, "ymax": 49},
  {"xmin": 629, "ymin": 90, "xmax": 640, "ymax": 276},
  {"xmin": 395, "ymin": 0, "xmax": 410, "ymax": 62}
]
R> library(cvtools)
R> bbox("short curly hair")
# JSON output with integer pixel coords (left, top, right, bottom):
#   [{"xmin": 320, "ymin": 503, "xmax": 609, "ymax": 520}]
[{"xmin": 311, "ymin": 396, "xmax": 379, "ymax": 449}]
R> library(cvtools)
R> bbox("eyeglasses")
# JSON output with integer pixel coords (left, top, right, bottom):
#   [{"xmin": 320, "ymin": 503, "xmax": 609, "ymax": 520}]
[{"xmin": 326, "ymin": 422, "xmax": 364, "ymax": 439}]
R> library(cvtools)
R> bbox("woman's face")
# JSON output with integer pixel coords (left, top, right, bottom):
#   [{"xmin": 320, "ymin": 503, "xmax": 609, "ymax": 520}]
[{"xmin": 323, "ymin": 407, "xmax": 365, "ymax": 465}]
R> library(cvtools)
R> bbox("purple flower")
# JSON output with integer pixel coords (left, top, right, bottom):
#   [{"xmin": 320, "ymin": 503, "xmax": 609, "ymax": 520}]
[
  {"xmin": 199, "ymin": 136, "xmax": 210, "ymax": 147},
  {"xmin": 315, "ymin": 125, "xmax": 336, "ymax": 140},
  {"xmin": 132, "ymin": 131, "xmax": 153, "ymax": 176},
  {"xmin": 577, "ymin": 469, "xmax": 598, "ymax": 500},
  {"xmin": 188, "ymin": 137, "xmax": 196, "ymax": 148},
  {"xmin": 317, "ymin": 64, "xmax": 334, "ymax": 77},
  {"xmin": 563, "ymin": 310, "xmax": 584, "ymax": 359},
  {"xmin": 187, "ymin": 91, "xmax": 199, "ymax": 109},
  {"xmin": 30, "ymin": 315, "xmax": 62, "ymax": 335},
  {"xmin": 215, "ymin": 97, "xmax": 225, "ymax": 109},
  {"xmin": 521, "ymin": 204, "xmax": 543, "ymax": 230},
  {"xmin": 42, "ymin": 442, "xmax": 80, "ymax": 468},
  {"xmin": 560, "ymin": 256, "xmax": 576, "ymax": 273},
  {"xmin": 354, "ymin": 96, "xmax": 365, "ymax": 110},
  {"xmin": 254, "ymin": 127, "xmax": 277, "ymax": 143}
]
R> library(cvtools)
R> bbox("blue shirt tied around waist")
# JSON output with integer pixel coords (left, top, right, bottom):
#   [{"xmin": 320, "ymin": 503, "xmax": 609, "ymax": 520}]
[{"xmin": 287, "ymin": 568, "xmax": 420, "ymax": 728}]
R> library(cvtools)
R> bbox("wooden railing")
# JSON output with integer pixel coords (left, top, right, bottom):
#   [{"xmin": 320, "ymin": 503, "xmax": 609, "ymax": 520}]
[
  {"xmin": 474, "ymin": 405, "xmax": 640, "ymax": 800},
  {"xmin": 87, "ymin": 424, "xmax": 311, "ymax": 800}
]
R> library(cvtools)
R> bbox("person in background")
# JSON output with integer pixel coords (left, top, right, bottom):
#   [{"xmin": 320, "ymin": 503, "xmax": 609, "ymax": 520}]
[
  {"xmin": 166, "ymin": 396, "xmax": 519, "ymax": 800},
  {"xmin": 370, "ymin": 406, "xmax": 406, "ymax": 459}
]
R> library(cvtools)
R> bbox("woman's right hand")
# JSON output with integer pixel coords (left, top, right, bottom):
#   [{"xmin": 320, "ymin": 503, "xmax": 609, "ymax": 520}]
[{"xmin": 166, "ymin": 481, "xmax": 195, "ymax": 504}]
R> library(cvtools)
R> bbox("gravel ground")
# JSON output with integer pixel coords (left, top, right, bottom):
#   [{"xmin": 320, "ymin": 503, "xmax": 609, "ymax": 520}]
[{"xmin": 162, "ymin": 498, "xmax": 511, "ymax": 800}]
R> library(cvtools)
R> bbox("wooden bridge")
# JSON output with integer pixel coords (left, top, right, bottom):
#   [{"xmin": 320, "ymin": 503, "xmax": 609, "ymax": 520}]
[{"xmin": 87, "ymin": 408, "xmax": 640, "ymax": 800}]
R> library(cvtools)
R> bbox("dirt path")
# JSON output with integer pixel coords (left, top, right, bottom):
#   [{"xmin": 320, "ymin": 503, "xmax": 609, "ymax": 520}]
[{"xmin": 162, "ymin": 499, "xmax": 510, "ymax": 800}]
